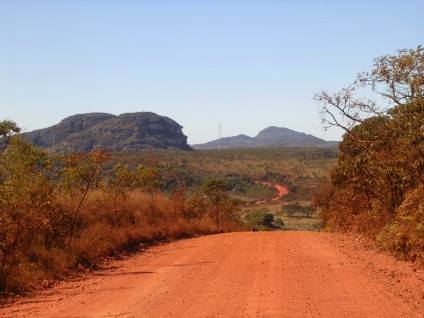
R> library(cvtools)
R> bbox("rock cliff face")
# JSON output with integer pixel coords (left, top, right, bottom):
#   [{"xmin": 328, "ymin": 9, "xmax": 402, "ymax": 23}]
[{"xmin": 24, "ymin": 112, "xmax": 192, "ymax": 153}]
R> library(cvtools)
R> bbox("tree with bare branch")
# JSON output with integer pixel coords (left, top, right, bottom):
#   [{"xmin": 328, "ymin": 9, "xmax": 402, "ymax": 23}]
[
  {"xmin": 313, "ymin": 47, "xmax": 424, "ymax": 257},
  {"xmin": 314, "ymin": 45, "xmax": 423, "ymax": 143}
]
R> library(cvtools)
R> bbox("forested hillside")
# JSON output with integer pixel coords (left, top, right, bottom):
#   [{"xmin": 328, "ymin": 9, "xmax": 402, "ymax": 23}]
[{"xmin": 313, "ymin": 46, "xmax": 424, "ymax": 262}]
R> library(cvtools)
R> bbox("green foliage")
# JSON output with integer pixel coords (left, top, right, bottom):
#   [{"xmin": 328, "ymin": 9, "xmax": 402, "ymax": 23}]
[
  {"xmin": 0, "ymin": 120, "xmax": 21, "ymax": 153},
  {"xmin": 226, "ymin": 173, "xmax": 277, "ymax": 201},
  {"xmin": 281, "ymin": 203, "xmax": 314, "ymax": 217},
  {"xmin": 185, "ymin": 192, "xmax": 208, "ymax": 220},
  {"xmin": 201, "ymin": 178, "xmax": 239, "ymax": 228},
  {"xmin": 244, "ymin": 208, "xmax": 264, "ymax": 221},
  {"xmin": 60, "ymin": 150, "xmax": 111, "ymax": 243},
  {"xmin": 314, "ymin": 46, "xmax": 424, "ymax": 260},
  {"xmin": 106, "ymin": 164, "xmax": 135, "ymax": 192},
  {"xmin": 315, "ymin": 99, "xmax": 423, "ymax": 234},
  {"xmin": 0, "ymin": 123, "xmax": 243, "ymax": 295},
  {"xmin": 115, "ymin": 147, "xmax": 338, "ymax": 203},
  {"xmin": 0, "ymin": 136, "xmax": 55, "ymax": 292},
  {"xmin": 136, "ymin": 165, "xmax": 162, "ymax": 207},
  {"xmin": 262, "ymin": 213, "xmax": 275, "ymax": 227},
  {"xmin": 244, "ymin": 208, "xmax": 283, "ymax": 230},
  {"xmin": 0, "ymin": 120, "xmax": 340, "ymax": 294}
]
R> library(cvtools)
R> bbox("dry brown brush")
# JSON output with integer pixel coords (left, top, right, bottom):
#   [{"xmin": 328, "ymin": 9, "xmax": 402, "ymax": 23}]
[
  {"xmin": 313, "ymin": 46, "xmax": 424, "ymax": 263},
  {"xmin": 0, "ymin": 131, "xmax": 241, "ymax": 296}
]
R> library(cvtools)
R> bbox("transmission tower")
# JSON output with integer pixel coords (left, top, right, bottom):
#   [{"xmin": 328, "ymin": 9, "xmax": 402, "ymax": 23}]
[{"xmin": 218, "ymin": 123, "xmax": 222, "ymax": 151}]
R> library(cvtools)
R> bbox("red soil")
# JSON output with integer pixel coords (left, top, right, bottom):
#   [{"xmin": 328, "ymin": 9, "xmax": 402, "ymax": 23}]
[
  {"xmin": 255, "ymin": 181, "xmax": 289, "ymax": 202},
  {"xmin": 1, "ymin": 232, "xmax": 422, "ymax": 317}
]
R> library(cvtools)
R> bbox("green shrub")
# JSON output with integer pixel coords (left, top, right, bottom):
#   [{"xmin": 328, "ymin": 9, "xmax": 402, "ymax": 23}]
[{"xmin": 281, "ymin": 203, "xmax": 314, "ymax": 217}]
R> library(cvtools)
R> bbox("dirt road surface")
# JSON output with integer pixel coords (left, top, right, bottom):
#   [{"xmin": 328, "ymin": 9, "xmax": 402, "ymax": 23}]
[
  {"xmin": 255, "ymin": 181, "xmax": 288, "ymax": 203},
  {"xmin": 1, "ymin": 232, "xmax": 423, "ymax": 317}
]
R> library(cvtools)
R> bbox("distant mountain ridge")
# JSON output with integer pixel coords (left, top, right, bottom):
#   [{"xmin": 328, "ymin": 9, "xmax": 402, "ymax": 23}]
[
  {"xmin": 192, "ymin": 126, "xmax": 338, "ymax": 149},
  {"xmin": 23, "ymin": 112, "xmax": 192, "ymax": 153}
]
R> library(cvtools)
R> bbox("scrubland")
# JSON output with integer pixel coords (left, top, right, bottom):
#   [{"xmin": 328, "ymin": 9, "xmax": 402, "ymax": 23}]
[
  {"xmin": 313, "ymin": 46, "xmax": 424, "ymax": 265},
  {"xmin": 2, "ymin": 45, "xmax": 422, "ymax": 299},
  {"xmin": 0, "ymin": 123, "xmax": 336, "ymax": 296}
]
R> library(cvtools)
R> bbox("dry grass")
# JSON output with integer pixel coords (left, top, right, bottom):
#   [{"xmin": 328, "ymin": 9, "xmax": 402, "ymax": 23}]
[
  {"xmin": 0, "ymin": 190, "xmax": 241, "ymax": 297},
  {"xmin": 1, "ymin": 146, "xmax": 337, "ymax": 296}
]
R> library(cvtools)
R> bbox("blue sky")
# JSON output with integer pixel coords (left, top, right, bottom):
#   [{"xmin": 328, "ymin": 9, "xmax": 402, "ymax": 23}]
[{"xmin": 1, "ymin": 1, "xmax": 422, "ymax": 144}]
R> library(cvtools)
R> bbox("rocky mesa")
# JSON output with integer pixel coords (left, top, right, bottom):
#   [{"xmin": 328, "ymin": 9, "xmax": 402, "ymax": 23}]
[{"xmin": 23, "ymin": 112, "xmax": 192, "ymax": 153}]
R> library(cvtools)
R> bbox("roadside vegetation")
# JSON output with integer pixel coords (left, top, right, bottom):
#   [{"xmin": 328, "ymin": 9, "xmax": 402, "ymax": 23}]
[
  {"xmin": 313, "ymin": 46, "xmax": 424, "ymax": 263},
  {"xmin": 243, "ymin": 203, "xmax": 321, "ymax": 232},
  {"xmin": 115, "ymin": 147, "xmax": 337, "ymax": 203},
  {"xmin": 0, "ymin": 122, "xmax": 336, "ymax": 296},
  {"xmin": 0, "ymin": 129, "xmax": 244, "ymax": 296}
]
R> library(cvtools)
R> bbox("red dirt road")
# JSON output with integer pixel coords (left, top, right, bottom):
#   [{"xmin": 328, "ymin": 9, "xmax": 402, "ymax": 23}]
[
  {"xmin": 255, "ymin": 181, "xmax": 288, "ymax": 203},
  {"xmin": 1, "ymin": 232, "xmax": 423, "ymax": 317}
]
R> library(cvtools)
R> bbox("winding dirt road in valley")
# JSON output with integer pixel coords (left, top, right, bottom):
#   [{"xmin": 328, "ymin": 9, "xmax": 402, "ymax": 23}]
[
  {"xmin": 1, "ymin": 232, "xmax": 423, "ymax": 317},
  {"xmin": 255, "ymin": 181, "xmax": 289, "ymax": 203}
]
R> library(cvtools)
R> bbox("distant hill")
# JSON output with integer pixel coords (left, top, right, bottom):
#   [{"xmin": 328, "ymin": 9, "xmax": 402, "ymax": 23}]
[
  {"xmin": 23, "ymin": 112, "xmax": 192, "ymax": 153},
  {"xmin": 192, "ymin": 126, "xmax": 338, "ymax": 149}
]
